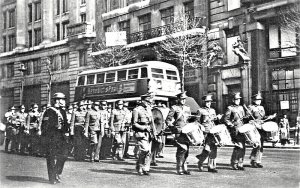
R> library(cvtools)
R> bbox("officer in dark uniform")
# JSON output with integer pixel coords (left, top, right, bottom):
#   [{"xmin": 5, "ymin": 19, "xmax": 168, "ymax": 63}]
[
  {"xmin": 132, "ymin": 93, "xmax": 154, "ymax": 175},
  {"xmin": 248, "ymin": 92, "xmax": 276, "ymax": 168},
  {"xmin": 166, "ymin": 91, "xmax": 192, "ymax": 175},
  {"xmin": 84, "ymin": 101, "xmax": 104, "ymax": 162},
  {"xmin": 15, "ymin": 105, "xmax": 28, "ymax": 154},
  {"xmin": 196, "ymin": 94, "xmax": 222, "ymax": 173},
  {"xmin": 4, "ymin": 106, "xmax": 17, "ymax": 153},
  {"xmin": 224, "ymin": 92, "xmax": 247, "ymax": 170},
  {"xmin": 98, "ymin": 101, "xmax": 110, "ymax": 160},
  {"xmin": 40, "ymin": 92, "xmax": 69, "ymax": 184},
  {"xmin": 26, "ymin": 103, "xmax": 40, "ymax": 156},
  {"xmin": 70, "ymin": 101, "xmax": 87, "ymax": 161},
  {"xmin": 110, "ymin": 100, "xmax": 127, "ymax": 161}
]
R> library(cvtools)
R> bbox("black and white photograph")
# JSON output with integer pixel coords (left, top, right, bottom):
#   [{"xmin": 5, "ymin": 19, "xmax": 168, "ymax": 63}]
[{"xmin": 0, "ymin": 0, "xmax": 299, "ymax": 187}]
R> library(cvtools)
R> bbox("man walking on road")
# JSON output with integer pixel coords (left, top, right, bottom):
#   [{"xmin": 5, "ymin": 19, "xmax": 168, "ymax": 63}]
[{"xmin": 39, "ymin": 92, "xmax": 70, "ymax": 184}]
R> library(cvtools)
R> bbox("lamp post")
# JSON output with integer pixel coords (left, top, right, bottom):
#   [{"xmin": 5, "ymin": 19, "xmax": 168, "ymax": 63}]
[{"xmin": 18, "ymin": 63, "xmax": 27, "ymax": 105}]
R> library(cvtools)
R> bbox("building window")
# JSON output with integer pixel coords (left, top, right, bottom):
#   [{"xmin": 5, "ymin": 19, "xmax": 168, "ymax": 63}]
[
  {"xmin": 7, "ymin": 63, "xmax": 14, "ymax": 78},
  {"xmin": 161, "ymin": 7, "xmax": 174, "ymax": 26},
  {"xmin": 272, "ymin": 68, "xmax": 300, "ymax": 91},
  {"xmin": 104, "ymin": 25, "xmax": 111, "ymax": 32},
  {"xmin": 62, "ymin": 0, "xmax": 68, "ymax": 13},
  {"xmin": 79, "ymin": 50, "xmax": 87, "ymax": 66},
  {"xmin": 0, "ymin": 65, "xmax": 5, "ymax": 79},
  {"xmin": 57, "ymin": 0, "xmax": 60, "ymax": 15},
  {"xmin": 51, "ymin": 55, "xmax": 60, "ymax": 71},
  {"xmin": 8, "ymin": 35, "xmax": 16, "ymax": 51},
  {"xmin": 139, "ymin": 14, "xmax": 151, "ymax": 31},
  {"xmin": 3, "ymin": 12, "xmax": 7, "ymax": 29},
  {"xmin": 33, "ymin": 59, "xmax": 41, "ymax": 74},
  {"xmin": 119, "ymin": 20, "xmax": 130, "ymax": 34},
  {"xmin": 269, "ymin": 24, "xmax": 297, "ymax": 58},
  {"xmin": 3, "ymin": 37, "xmax": 7, "ymax": 52},
  {"xmin": 228, "ymin": 0, "xmax": 240, "ymax": 11},
  {"xmin": 61, "ymin": 53, "xmax": 69, "ymax": 69},
  {"xmin": 34, "ymin": 2, "xmax": 41, "ymax": 21},
  {"xmin": 8, "ymin": 9, "xmax": 15, "ymax": 28},
  {"xmin": 23, "ymin": 61, "xmax": 31, "ymax": 75},
  {"xmin": 34, "ymin": 28, "xmax": 42, "ymax": 46},
  {"xmin": 56, "ymin": 23, "xmax": 61, "ymax": 41},
  {"xmin": 81, "ymin": 0, "xmax": 86, "ymax": 4},
  {"xmin": 62, "ymin": 21, "xmax": 69, "ymax": 39},
  {"xmin": 184, "ymin": 1, "xmax": 194, "ymax": 19},
  {"xmin": 226, "ymin": 27, "xmax": 240, "ymax": 64},
  {"xmin": 28, "ymin": 30, "xmax": 33, "ymax": 47},
  {"xmin": 80, "ymin": 13, "xmax": 86, "ymax": 23},
  {"xmin": 28, "ymin": 4, "xmax": 32, "ymax": 23}
]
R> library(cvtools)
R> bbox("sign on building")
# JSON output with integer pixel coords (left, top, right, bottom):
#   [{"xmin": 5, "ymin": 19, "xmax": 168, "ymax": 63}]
[{"xmin": 105, "ymin": 31, "xmax": 127, "ymax": 47}]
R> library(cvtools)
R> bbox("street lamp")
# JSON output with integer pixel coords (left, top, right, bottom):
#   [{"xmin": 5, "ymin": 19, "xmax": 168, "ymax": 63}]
[{"xmin": 18, "ymin": 63, "xmax": 27, "ymax": 105}]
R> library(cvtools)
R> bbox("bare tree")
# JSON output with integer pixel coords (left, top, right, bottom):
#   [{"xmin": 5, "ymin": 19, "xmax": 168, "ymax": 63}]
[
  {"xmin": 91, "ymin": 39, "xmax": 136, "ymax": 68},
  {"xmin": 154, "ymin": 14, "xmax": 207, "ymax": 91}
]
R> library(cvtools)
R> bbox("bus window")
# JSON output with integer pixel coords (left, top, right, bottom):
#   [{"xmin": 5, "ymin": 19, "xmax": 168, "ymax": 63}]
[
  {"xmin": 141, "ymin": 67, "xmax": 148, "ymax": 78},
  {"xmin": 87, "ymin": 75, "xmax": 95, "ymax": 85},
  {"xmin": 128, "ymin": 69, "xmax": 138, "ymax": 79},
  {"xmin": 117, "ymin": 70, "xmax": 127, "ymax": 81},
  {"xmin": 106, "ymin": 72, "xmax": 116, "ymax": 82},
  {"xmin": 151, "ymin": 68, "xmax": 164, "ymax": 79},
  {"xmin": 166, "ymin": 70, "xmax": 177, "ymax": 80},
  {"xmin": 78, "ymin": 76, "xmax": 85, "ymax": 86},
  {"xmin": 96, "ymin": 73, "xmax": 105, "ymax": 83}
]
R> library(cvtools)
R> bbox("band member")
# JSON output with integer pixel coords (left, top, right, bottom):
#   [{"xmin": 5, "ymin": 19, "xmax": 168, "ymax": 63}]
[
  {"xmin": 39, "ymin": 93, "xmax": 70, "ymax": 184},
  {"xmin": 98, "ymin": 101, "xmax": 111, "ymax": 160},
  {"xmin": 84, "ymin": 101, "xmax": 104, "ymax": 162},
  {"xmin": 132, "ymin": 93, "xmax": 154, "ymax": 175},
  {"xmin": 26, "ymin": 104, "xmax": 40, "ymax": 156},
  {"xmin": 166, "ymin": 91, "xmax": 192, "ymax": 175},
  {"xmin": 224, "ymin": 92, "xmax": 247, "ymax": 170},
  {"xmin": 110, "ymin": 100, "xmax": 127, "ymax": 161},
  {"xmin": 123, "ymin": 102, "xmax": 132, "ymax": 159},
  {"xmin": 70, "ymin": 101, "xmax": 87, "ymax": 161},
  {"xmin": 16, "ymin": 105, "xmax": 28, "ymax": 154},
  {"xmin": 248, "ymin": 93, "xmax": 276, "ymax": 168},
  {"xmin": 4, "ymin": 106, "xmax": 17, "ymax": 153},
  {"xmin": 196, "ymin": 95, "xmax": 222, "ymax": 173}
]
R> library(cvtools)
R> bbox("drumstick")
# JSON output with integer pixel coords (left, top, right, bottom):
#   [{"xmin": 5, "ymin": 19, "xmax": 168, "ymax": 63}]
[{"xmin": 243, "ymin": 104, "xmax": 255, "ymax": 120}]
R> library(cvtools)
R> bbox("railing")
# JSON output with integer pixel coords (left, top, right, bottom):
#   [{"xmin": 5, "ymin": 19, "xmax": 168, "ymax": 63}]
[
  {"xmin": 128, "ymin": 17, "xmax": 207, "ymax": 44},
  {"xmin": 67, "ymin": 22, "xmax": 94, "ymax": 37}
]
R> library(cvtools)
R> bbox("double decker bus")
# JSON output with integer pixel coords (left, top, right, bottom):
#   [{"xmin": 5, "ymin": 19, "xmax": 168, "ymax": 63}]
[{"xmin": 74, "ymin": 61, "xmax": 181, "ymax": 106}]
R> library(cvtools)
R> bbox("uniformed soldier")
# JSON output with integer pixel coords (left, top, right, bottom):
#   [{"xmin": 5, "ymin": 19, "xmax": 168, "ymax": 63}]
[
  {"xmin": 166, "ymin": 91, "xmax": 192, "ymax": 175},
  {"xmin": 123, "ymin": 102, "xmax": 132, "ymax": 159},
  {"xmin": 196, "ymin": 95, "xmax": 222, "ymax": 173},
  {"xmin": 4, "ymin": 106, "xmax": 17, "ymax": 153},
  {"xmin": 132, "ymin": 93, "xmax": 154, "ymax": 175},
  {"xmin": 84, "ymin": 101, "xmax": 104, "ymax": 162},
  {"xmin": 39, "ymin": 92, "xmax": 70, "ymax": 184},
  {"xmin": 70, "ymin": 101, "xmax": 87, "ymax": 161},
  {"xmin": 224, "ymin": 92, "xmax": 247, "ymax": 170},
  {"xmin": 98, "ymin": 101, "xmax": 111, "ymax": 160},
  {"xmin": 26, "ymin": 104, "xmax": 40, "ymax": 156},
  {"xmin": 248, "ymin": 92, "xmax": 276, "ymax": 168},
  {"xmin": 15, "ymin": 105, "xmax": 28, "ymax": 154},
  {"xmin": 110, "ymin": 100, "xmax": 127, "ymax": 161}
]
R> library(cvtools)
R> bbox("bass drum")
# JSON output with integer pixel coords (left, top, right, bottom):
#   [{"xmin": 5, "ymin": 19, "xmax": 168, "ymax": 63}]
[
  {"xmin": 238, "ymin": 123, "xmax": 261, "ymax": 148},
  {"xmin": 152, "ymin": 107, "xmax": 164, "ymax": 135}
]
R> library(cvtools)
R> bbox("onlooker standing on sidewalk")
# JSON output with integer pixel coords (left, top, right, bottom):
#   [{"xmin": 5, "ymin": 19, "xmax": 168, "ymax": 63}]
[{"xmin": 279, "ymin": 116, "xmax": 289, "ymax": 146}]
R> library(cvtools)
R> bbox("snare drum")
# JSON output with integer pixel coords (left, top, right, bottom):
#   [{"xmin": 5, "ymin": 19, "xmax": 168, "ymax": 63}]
[
  {"xmin": 262, "ymin": 121, "xmax": 279, "ymax": 142},
  {"xmin": 238, "ymin": 123, "xmax": 261, "ymax": 148},
  {"xmin": 210, "ymin": 124, "xmax": 232, "ymax": 146},
  {"xmin": 182, "ymin": 122, "xmax": 204, "ymax": 145}
]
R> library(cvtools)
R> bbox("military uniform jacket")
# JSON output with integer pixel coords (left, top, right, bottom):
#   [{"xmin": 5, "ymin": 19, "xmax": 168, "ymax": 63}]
[
  {"xmin": 224, "ymin": 105, "xmax": 246, "ymax": 130},
  {"xmin": 70, "ymin": 109, "xmax": 86, "ymax": 135},
  {"xmin": 124, "ymin": 108, "xmax": 132, "ymax": 126},
  {"xmin": 15, "ymin": 112, "xmax": 28, "ymax": 128},
  {"xmin": 248, "ymin": 105, "xmax": 265, "ymax": 120},
  {"xmin": 40, "ymin": 107, "xmax": 68, "ymax": 137},
  {"xmin": 197, "ymin": 107, "xmax": 217, "ymax": 133},
  {"xmin": 132, "ymin": 104, "xmax": 152, "ymax": 132},
  {"xmin": 99, "ymin": 110, "xmax": 109, "ymax": 129},
  {"xmin": 110, "ymin": 109, "xmax": 126, "ymax": 132},
  {"xmin": 166, "ymin": 104, "xmax": 191, "ymax": 134},
  {"xmin": 26, "ymin": 111, "xmax": 40, "ymax": 129},
  {"xmin": 84, "ymin": 109, "xmax": 101, "ymax": 132},
  {"xmin": 5, "ymin": 111, "xmax": 17, "ymax": 127}
]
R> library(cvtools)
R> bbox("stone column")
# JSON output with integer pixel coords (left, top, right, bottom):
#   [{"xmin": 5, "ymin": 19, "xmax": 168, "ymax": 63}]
[
  {"xmin": 41, "ymin": 0, "xmax": 54, "ymax": 45},
  {"xmin": 240, "ymin": 62, "xmax": 251, "ymax": 105},
  {"xmin": 16, "ymin": 0, "xmax": 26, "ymax": 50}
]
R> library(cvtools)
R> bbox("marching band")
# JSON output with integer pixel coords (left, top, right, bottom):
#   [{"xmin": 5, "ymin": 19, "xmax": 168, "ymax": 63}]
[{"xmin": 2, "ymin": 90, "xmax": 280, "ymax": 183}]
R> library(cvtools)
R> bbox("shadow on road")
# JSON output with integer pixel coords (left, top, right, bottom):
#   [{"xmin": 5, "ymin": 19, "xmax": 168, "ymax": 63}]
[
  {"xmin": 89, "ymin": 168, "xmax": 137, "ymax": 175},
  {"xmin": 6, "ymin": 176, "xmax": 49, "ymax": 184}
]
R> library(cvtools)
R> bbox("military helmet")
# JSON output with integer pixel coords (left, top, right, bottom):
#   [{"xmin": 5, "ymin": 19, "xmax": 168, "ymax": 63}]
[
  {"xmin": 10, "ymin": 106, "xmax": 16, "ymax": 110},
  {"xmin": 31, "ymin": 103, "xmax": 38, "ymax": 108},
  {"xmin": 232, "ymin": 92, "xmax": 242, "ymax": 100},
  {"xmin": 93, "ymin": 101, "xmax": 100, "ymax": 106},
  {"xmin": 100, "ymin": 101, "xmax": 108, "ymax": 106},
  {"xmin": 78, "ymin": 101, "xmax": 85, "ymax": 106},
  {"xmin": 176, "ymin": 91, "xmax": 188, "ymax": 99},
  {"xmin": 141, "ymin": 92, "xmax": 154, "ymax": 101},
  {"xmin": 19, "ymin": 104, "xmax": 26, "ymax": 109},
  {"xmin": 202, "ymin": 94, "xmax": 213, "ymax": 102},
  {"xmin": 116, "ymin": 100, "xmax": 124, "ymax": 105},
  {"xmin": 252, "ymin": 92, "xmax": 263, "ymax": 100},
  {"xmin": 53, "ymin": 92, "xmax": 66, "ymax": 99}
]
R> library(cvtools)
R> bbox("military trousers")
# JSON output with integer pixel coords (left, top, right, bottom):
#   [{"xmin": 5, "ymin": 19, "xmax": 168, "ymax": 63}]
[
  {"xmin": 135, "ymin": 132, "xmax": 151, "ymax": 172},
  {"xmin": 250, "ymin": 129, "xmax": 265, "ymax": 164},
  {"xmin": 151, "ymin": 135, "xmax": 163, "ymax": 163},
  {"xmin": 197, "ymin": 134, "xmax": 218, "ymax": 169},
  {"xmin": 73, "ymin": 126, "xmax": 88, "ymax": 161},
  {"xmin": 175, "ymin": 134, "xmax": 190, "ymax": 173},
  {"xmin": 112, "ymin": 131, "xmax": 126, "ymax": 159}
]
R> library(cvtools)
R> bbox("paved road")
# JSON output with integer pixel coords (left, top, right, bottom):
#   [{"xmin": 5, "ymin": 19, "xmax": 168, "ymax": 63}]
[{"xmin": 0, "ymin": 145, "xmax": 299, "ymax": 188}]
